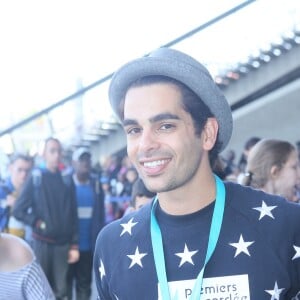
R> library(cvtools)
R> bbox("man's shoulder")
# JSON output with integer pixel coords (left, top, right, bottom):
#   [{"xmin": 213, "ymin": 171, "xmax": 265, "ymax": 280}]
[
  {"xmin": 0, "ymin": 233, "xmax": 34, "ymax": 271},
  {"xmin": 226, "ymin": 181, "xmax": 298, "ymax": 204},
  {"xmin": 0, "ymin": 179, "xmax": 13, "ymax": 195},
  {"xmin": 94, "ymin": 204, "xmax": 152, "ymax": 267},
  {"xmin": 225, "ymin": 181, "xmax": 300, "ymax": 221},
  {"xmin": 98, "ymin": 203, "xmax": 151, "ymax": 241}
]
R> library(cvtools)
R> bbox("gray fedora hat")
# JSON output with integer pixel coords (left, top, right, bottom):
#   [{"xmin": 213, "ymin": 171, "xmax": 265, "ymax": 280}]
[{"xmin": 109, "ymin": 47, "xmax": 233, "ymax": 151}]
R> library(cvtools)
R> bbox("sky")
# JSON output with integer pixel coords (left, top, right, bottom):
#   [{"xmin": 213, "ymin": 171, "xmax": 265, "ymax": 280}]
[
  {"xmin": 0, "ymin": 0, "xmax": 246, "ymax": 126},
  {"xmin": 0, "ymin": 0, "xmax": 299, "ymax": 152}
]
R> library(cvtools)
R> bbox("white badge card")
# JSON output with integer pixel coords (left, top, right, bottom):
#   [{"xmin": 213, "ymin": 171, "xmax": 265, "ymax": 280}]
[{"xmin": 158, "ymin": 274, "xmax": 250, "ymax": 300}]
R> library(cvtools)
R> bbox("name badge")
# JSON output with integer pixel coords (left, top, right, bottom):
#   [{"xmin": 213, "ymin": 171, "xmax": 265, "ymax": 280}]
[
  {"xmin": 78, "ymin": 207, "xmax": 93, "ymax": 219},
  {"xmin": 158, "ymin": 274, "xmax": 250, "ymax": 300}
]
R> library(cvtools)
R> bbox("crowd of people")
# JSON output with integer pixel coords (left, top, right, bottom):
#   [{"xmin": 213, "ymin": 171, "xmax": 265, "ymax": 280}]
[
  {"xmin": 0, "ymin": 134, "xmax": 300, "ymax": 299},
  {"xmin": 0, "ymin": 137, "xmax": 155, "ymax": 299},
  {"xmin": 1, "ymin": 47, "xmax": 300, "ymax": 299}
]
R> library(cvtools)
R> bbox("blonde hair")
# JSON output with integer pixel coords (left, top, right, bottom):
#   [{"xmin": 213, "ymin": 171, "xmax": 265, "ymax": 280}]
[{"xmin": 243, "ymin": 139, "xmax": 295, "ymax": 188}]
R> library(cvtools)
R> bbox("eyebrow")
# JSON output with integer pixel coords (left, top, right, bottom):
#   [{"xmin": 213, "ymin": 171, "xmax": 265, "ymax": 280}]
[{"xmin": 122, "ymin": 113, "xmax": 180, "ymax": 127}]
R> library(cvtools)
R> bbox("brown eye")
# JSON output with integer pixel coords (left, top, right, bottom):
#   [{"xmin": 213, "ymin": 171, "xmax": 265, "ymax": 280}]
[
  {"xmin": 159, "ymin": 123, "xmax": 175, "ymax": 131},
  {"xmin": 126, "ymin": 127, "xmax": 141, "ymax": 135}
]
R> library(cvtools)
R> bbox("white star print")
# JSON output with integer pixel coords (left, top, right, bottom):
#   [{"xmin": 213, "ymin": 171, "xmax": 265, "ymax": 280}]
[
  {"xmin": 127, "ymin": 246, "xmax": 147, "ymax": 268},
  {"xmin": 229, "ymin": 234, "xmax": 254, "ymax": 257},
  {"xmin": 175, "ymin": 243, "xmax": 198, "ymax": 267},
  {"xmin": 98, "ymin": 259, "xmax": 105, "ymax": 280},
  {"xmin": 292, "ymin": 245, "xmax": 300, "ymax": 260},
  {"xmin": 253, "ymin": 200, "xmax": 277, "ymax": 220},
  {"xmin": 265, "ymin": 281, "xmax": 285, "ymax": 299},
  {"xmin": 120, "ymin": 217, "xmax": 138, "ymax": 236}
]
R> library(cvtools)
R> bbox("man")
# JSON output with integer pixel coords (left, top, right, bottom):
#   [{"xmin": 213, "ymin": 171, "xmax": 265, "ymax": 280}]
[
  {"xmin": 93, "ymin": 48, "xmax": 300, "ymax": 299},
  {"xmin": 67, "ymin": 147, "xmax": 105, "ymax": 300},
  {"xmin": 0, "ymin": 154, "xmax": 33, "ymax": 238},
  {"xmin": 0, "ymin": 232, "xmax": 55, "ymax": 299},
  {"xmin": 13, "ymin": 137, "xmax": 79, "ymax": 300}
]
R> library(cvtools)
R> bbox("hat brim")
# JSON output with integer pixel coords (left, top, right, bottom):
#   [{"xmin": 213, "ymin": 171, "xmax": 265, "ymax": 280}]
[{"xmin": 109, "ymin": 48, "xmax": 232, "ymax": 151}]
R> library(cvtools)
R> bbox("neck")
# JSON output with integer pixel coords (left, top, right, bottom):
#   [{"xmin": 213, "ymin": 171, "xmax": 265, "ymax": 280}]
[
  {"xmin": 157, "ymin": 171, "xmax": 216, "ymax": 215},
  {"xmin": 262, "ymin": 180, "xmax": 276, "ymax": 196},
  {"xmin": 74, "ymin": 173, "xmax": 89, "ymax": 184},
  {"xmin": 11, "ymin": 178, "xmax": 21, "ymax": 191},
  {"xmin": 46, "ymin": 165, "xmax": 58, "ymax": 173}
]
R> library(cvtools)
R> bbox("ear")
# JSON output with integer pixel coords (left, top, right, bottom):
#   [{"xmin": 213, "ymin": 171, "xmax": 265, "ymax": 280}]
[
  {"xmin": 270, "ymin": 165, "xmax": 280, "ymax": 179},
  {"xmin": 202, "ymin": 118, "xmax": 219, "ymax": 151}
]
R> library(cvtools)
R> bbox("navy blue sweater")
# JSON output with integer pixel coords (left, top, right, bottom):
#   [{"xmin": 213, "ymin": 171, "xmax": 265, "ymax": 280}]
[{"xmin": 93, "ymin": 182, "xmax": 300, "ymax": 299}]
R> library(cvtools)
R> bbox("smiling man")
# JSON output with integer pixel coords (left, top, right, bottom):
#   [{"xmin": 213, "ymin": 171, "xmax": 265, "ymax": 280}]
[{"xmin": 93, "ymin": 48, "xmax": 300, "ymax": 299}]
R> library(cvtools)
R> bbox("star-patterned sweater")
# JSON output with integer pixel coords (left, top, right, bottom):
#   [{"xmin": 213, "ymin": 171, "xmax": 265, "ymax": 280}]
[{"xmin": 93, "ymin": 182, "xmax": 300, "ymax": 300}]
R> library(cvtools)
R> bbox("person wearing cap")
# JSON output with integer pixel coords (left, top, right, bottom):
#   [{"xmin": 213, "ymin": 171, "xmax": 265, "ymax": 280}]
[
  {"xmin": 66, "ymin": 147, "xmax": 105, "ymax": 300},
  {"xmin": 93, "ymin": 48, "xmax": 300, "ymax": 299},
  {"xmin": 13, "ymin": 137, "xmax": 79, "ymax": 300}
]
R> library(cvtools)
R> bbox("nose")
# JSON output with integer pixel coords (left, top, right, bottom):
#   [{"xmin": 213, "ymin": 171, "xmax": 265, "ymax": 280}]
[{"xmin": 138, "ymin": 128, "xmax": 160, "ymax": 153}]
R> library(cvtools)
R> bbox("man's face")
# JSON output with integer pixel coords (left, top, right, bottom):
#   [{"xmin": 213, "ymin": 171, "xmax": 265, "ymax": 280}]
[
  {"xmin": 74, "ymin": 153, "xmax": 91, "ymax": 176},
  {"xmin": 126, "ymin": 169, "xmax": 138, "ymax": 183},
  {"xmin": 43, "ymin": 139, "xmax": 62, "ymax": 170},
  {"xmin": 123, "ymin": 82, "xmax": 207, "ymax": 193},
  {"xmin": 9, "ymin": 158, "xmax": 32, "ymax": 189}
]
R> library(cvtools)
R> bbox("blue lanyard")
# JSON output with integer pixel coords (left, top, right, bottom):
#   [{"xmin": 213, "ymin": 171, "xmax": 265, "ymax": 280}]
[{"xmin": 150, "ymin": 174, "xmax": 226, "ymax": 300}]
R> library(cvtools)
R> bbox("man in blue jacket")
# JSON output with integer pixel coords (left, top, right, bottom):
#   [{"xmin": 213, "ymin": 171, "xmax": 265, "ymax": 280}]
[{"xmin": 67, "ymin": 147, "xmax": 105, "ymax": 300}]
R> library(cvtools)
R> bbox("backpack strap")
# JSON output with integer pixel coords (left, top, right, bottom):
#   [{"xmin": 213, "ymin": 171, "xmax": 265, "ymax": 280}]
[
  {"xmin": 31, "ymin": 169, "xmax": 42, "ymax": 207},
  {"xmin": 62, "ymin": 173, "xmax": 73, "ymax": 188}
]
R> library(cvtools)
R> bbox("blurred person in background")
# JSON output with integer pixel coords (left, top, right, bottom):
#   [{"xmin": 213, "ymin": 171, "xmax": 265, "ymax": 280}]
[
  {"xmin": 236, "ymin": 136, "xmax": 261, "ymax": 184},
  {"xmin": 13, "ymin": 137, "xmax": 79, "ymax": 300},
  {"xmin": 121, "ymin": 167, "xmax": 138, "ymax": 198},
  {"xmin": 131, "ymin": 177, "xmax": 155, "ymax": 210},
  {"xmin": 212, "ymin": 155, "xmax": 227, "ymax": 181},
  {"xmin": 0, "ymin": 232, "xmax": 55, "ymax": 299},
  {"xmin": 243, "ymin": 138, "xmax": 300, "ymax": 202},
  {"xmin": 67, "ymin": 147, "xmax": 105, "ymax": 300},
  {"xmin": 222, "ymin": 149, "xmax": 239, "ymax": 180},
  {"xmin": 124, "ymin": 178, "xmax": 156, "ymax": 215},
  {"xmin": 0, "ymin": 154, "xmax": 33, "ymax": 238},
  {"xmin": 237, "ymin": 136, "xmax": 261, "ymax": 174}
]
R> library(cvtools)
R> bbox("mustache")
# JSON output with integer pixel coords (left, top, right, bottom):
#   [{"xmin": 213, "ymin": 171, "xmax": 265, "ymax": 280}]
[{"xmin": 137, "ymin": 150, "xmax": 171, "ymax": 160}]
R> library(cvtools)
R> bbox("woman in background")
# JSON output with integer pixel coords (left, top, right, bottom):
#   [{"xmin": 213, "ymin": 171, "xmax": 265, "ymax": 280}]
[{"xmin": 243, "ymin": 138, "xmax": 300, "ymax": 202}]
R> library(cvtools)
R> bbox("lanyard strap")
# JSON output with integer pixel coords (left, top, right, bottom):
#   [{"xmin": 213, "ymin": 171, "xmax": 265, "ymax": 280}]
[{"xmin": 150, "ymin": 174, "xmax": 226, "ymax": 300}]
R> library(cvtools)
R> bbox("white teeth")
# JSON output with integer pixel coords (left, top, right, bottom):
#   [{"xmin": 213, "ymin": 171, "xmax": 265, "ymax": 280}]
[{"xmin": 143, "ymin": 160, "xmax": 167, "ymax": 168}]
